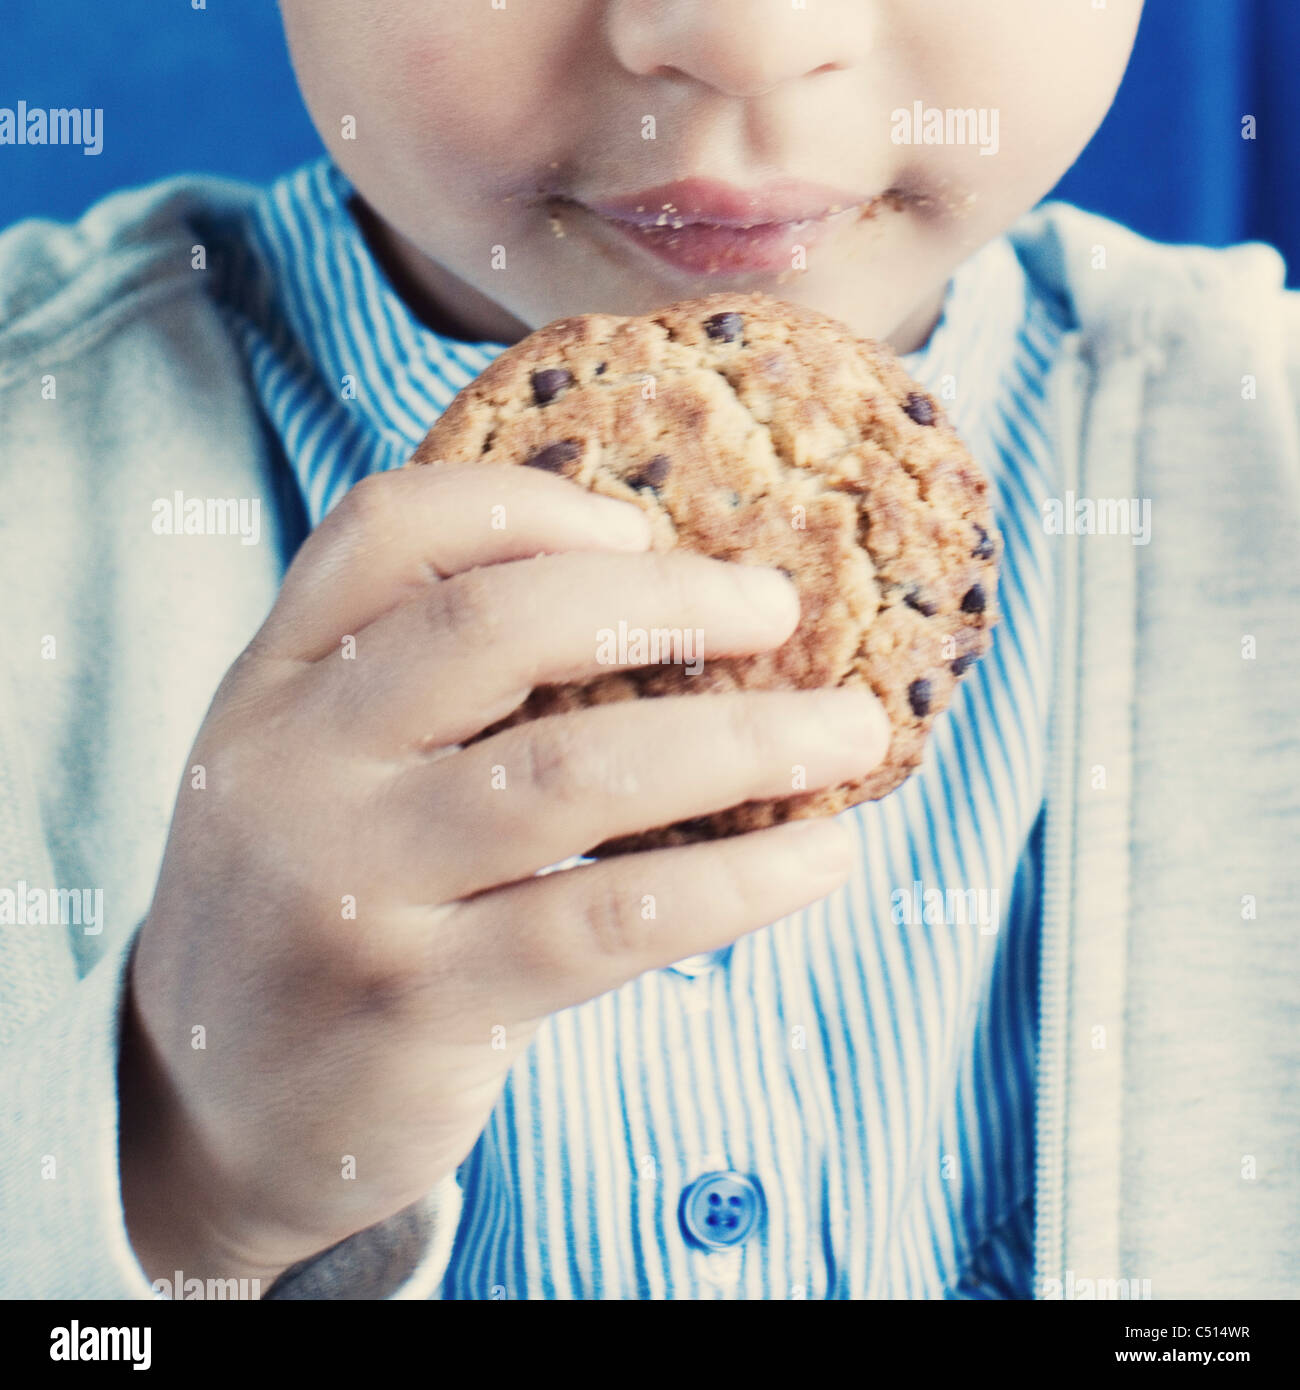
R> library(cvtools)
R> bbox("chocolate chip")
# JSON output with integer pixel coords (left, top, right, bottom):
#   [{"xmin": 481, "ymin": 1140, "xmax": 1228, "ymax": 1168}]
[
  {"xmin": 705, "ymin": 311, "xmax": 744, "ymax": 343},
  {"xmin": 904, "ymin": 588, "xmax": 938, "ymax": 617},
  {"xmin": 951, "ymin": 654, "xmax": 977, "ymax": 676},
  {"xmin": 531, "ymin": 368, "xmax": 573, "ymax": 405},
  {"xmin": 524, "ymin": 440, "xmax": 582, "ymax": 474},
  {"xmin": 908, "ymin": 678, "xmax": 932, "ymax": 717},
  {"xmin": 629, "ymin": 454, "xmax": 671, "ymax": 490},
  {"xmin": 903, "ymin": 392, "xmax": 936, "ymax": 426},
  {"xmin": 961, "ymin": 583, "xmax": 987, "ymax": 614},
  {"xmin": 675, "ymin": 816, "xmax": 715, "ymax": 837},
  {"xmin": 595, "ymin": 361, "xmax": 608, "ymax": 375},
  {"xmin": 971, "ymin": 524, "xmax": 995, "ymax": 560}
]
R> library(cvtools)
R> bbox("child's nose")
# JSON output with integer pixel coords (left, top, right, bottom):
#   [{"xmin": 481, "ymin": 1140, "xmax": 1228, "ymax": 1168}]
[{"xmin": 607, "ymin": 0, "xmax": 872, "ymax": 100}]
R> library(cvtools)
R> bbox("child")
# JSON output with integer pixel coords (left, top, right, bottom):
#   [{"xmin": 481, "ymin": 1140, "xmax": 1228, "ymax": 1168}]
[{"xmin": 2, "ymin": 0, "xmax": 1296, "ymax": 1300}]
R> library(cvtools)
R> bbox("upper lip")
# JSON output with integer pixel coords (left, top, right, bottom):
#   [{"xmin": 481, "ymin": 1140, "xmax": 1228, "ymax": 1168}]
[{"xmin": 578, "ymin": 176, "xmax": 874, "ymax": 228}]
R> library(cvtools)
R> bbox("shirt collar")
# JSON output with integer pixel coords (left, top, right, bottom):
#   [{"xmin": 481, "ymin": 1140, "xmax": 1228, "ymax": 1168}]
[{"xmin": 898, "ymin": 232, "xmax": 1032, "ymax": 449}]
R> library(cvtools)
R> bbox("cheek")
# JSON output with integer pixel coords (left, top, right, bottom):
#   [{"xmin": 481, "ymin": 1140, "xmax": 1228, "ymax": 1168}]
[
  {"xmin": 283, "ymin": 1, "xmax": 560, "ymax": 183},
  {"xmin": 966, "ymin": 0, "xmax": 1141, "ymax": 147},
  {"xmin": 898, "ymin": 0, "xmax": 1140, "ymax": 196},
  {"xmin": 380, "ymin": 15, "xmax": 583, "ymax": 183}
]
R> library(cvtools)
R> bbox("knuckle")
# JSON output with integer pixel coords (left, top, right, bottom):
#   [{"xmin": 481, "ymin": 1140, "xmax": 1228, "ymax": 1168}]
[
  {"xmin": 428, "ymin": 569, "xmax": 500, "ymax": 643},
  {"xmin": 329, "ymin": 925, "xmax": 425, "ymax": 1016},
  {"xmin": 575, "ymin": 874, "xmax": 648, "ymax": 962},
  {"xmin": 707, "ymin": 845, "xmax": 757, "ymax": 926},
  {"xmin": 649, "ymin": 550, "xmax": 701, "ymax": 607},
  {"xmin": 514, "ymin": 721, "xmax": 589, "ymax": 806},
  {"xmin": 338, "ymin": 471, "xmax": 397, "ymax": 538},
  {"xmin": 722, "ymin": 693, "xmax": 769, "ymax": 760}
]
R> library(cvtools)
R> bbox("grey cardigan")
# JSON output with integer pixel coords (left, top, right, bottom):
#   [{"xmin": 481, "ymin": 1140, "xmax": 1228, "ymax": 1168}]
[{"xmin": 0, "ymin": 176, "xmax": 1296, "ymax": 1298}]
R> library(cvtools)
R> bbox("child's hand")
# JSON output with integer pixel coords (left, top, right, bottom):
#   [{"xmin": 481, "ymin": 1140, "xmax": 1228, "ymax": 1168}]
[{"xmin": 118, "ymin": 463, "xmax": 890, "ymax": 1287}]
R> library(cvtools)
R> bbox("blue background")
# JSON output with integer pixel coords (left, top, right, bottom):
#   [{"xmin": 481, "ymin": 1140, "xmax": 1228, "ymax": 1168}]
[{"xmin": 1, "ymin": 0, "xmax": 1297, "ymax": 283}]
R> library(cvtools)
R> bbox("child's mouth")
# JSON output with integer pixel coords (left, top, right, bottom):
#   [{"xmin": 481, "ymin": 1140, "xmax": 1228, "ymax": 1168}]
[{"xmin": 554, "ymin": 176, "xmax": 903, "ymax": 278}]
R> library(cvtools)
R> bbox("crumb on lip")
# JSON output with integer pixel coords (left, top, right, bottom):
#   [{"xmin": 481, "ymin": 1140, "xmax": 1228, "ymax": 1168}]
[
  {"xmin": 539, "ymin": 186, "xmax": 928, "ymax": 244},
  {"xmin": 886, "ymin": 180, "xmax": 978, "ymax": 221},
  {"xmin": 856, "ymin": 189, "xmax": 911, "ymax": 222}
]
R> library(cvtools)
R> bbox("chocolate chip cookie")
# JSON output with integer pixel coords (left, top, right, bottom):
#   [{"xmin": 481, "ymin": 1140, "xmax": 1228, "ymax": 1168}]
[{"xmin": 410, "ymin": 291, "xmax": 999, "ymax": 853}]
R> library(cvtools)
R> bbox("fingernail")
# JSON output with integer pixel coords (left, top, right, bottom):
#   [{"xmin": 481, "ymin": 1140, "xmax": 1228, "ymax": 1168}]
[
  {"xmin": 770, "ymin": 816, "xmax": 855, "ymax": 872},
  {"xmin": 801, "ymin": 688, "xmax": 892, "ymax": 782},
  {"xmin": 591, "ymin": 497, "xmax": 654, "ymax": 550},
  {"xmin": 734, "ymin": 565, "xmax": 801, "ymax": 630}
]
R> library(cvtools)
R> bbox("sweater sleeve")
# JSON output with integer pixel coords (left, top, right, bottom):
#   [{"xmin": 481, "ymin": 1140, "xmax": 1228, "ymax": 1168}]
[
  {"xmin": 0, "ymin": 190, "xmax": 471, "ymax": 1301},
  {"xmin": 0, "ymin": 934, "xmax": 162, "ymax": 1299},
  {"xmin": 0, "ymin": 668, "xmax": 463, "ymax": 1300},
  {"xmin": 0, "ymin": 927, "xmax": 464, "ymax": 1300}
]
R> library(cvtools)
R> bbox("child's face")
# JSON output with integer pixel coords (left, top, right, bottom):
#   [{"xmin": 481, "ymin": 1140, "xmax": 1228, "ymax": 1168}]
[{"xmin": 280, "ymin": 0, "xmax": 1142, "ymax": 349}]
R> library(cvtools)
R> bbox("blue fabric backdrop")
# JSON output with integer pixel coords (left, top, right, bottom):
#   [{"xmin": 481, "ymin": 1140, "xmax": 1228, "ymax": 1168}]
[{"xmin": 1, "ymin": 0, "xmax": 1296, "ymax": 283}]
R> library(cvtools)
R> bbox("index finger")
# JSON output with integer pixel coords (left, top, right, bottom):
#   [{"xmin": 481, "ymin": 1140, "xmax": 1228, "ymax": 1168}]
[{"xmin": 257, "ymin": 462, "xmax": 654, "ymax": 661}]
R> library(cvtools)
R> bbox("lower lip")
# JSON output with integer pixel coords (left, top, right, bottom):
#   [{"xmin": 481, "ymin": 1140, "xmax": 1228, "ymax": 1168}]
[{"xmin": 587, "ymin": 208, "xmax": 862, "ymax": 277}]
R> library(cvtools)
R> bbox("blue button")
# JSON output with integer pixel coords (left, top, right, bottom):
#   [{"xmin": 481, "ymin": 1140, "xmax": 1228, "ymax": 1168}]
[
  {"xmin": 667, "ymin": 946, "xmax": 731, "ymax": 978},
  {"xmin": 678, "ymin": 1171, "xmax": 764, "ymax": 1250}
]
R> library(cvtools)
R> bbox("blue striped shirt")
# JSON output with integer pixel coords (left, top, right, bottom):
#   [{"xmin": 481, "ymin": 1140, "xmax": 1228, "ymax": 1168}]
[{"xmin": 209, "ymin": 157, "xmax": 1065, "ymax": 1299}]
